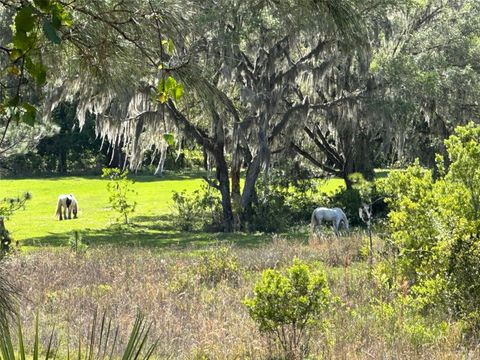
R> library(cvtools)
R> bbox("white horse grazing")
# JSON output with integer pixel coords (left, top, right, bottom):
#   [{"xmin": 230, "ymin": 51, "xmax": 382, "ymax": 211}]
[
  {"xmin": 311, "ymin": 207, "xmax": 349, "ymax": 235},
  {"xmin": 55, "ymin": 194, "xmax": 78, "ymax": 220}
]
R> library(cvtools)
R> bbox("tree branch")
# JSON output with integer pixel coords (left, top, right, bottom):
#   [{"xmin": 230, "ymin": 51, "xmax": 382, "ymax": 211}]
[
  {"xmin": 269, "ymin": 99, "xmax": 309, "ymax": 142},
  {"xmin": 291, "ymin": 142, "xmax": 341, "ymax": 176},
  {"xmin": 166, "ymin": 99, "xmax": 214, "ymax": 152},
  {"xmin": 303, "ymin": 126, "xmax": 343, "ymax": 169},
  {"xmin": 274, "ymin": 38, "xmax": 334, "ymax": 86}
]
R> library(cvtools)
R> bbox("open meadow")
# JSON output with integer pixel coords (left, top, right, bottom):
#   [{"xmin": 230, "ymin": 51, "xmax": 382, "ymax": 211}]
[
  {"xmin": 1, "ymin": 175, "xmax": 255, "ymax": 250},
  {"xmin": 0, "ymin": 174, "xmax": 345, "ymax": 249}
]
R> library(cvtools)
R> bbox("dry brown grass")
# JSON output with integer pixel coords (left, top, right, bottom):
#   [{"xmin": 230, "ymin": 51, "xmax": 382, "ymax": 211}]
[{"xmin": 3, "ymin": 233, "xmax": 479, "ymax": 359}]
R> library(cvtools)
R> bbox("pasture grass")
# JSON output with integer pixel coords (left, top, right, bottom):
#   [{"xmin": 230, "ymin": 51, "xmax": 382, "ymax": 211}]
[
  {"xmin": 0, "ymin": 174, "xmax": 344, "ymax": 249},
  {"xmin": 4, "ymin": 234, "xmax": 474, "ymax": 359}
]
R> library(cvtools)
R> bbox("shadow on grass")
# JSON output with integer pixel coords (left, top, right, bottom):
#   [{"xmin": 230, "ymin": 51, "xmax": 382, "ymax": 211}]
[
  {"xmin": 22, "ymin": 214, "xmax": 273, "ymax": 249},
  {"xmin": 1, "ymin": 171, "xmax": 208, "ymax": 182}
]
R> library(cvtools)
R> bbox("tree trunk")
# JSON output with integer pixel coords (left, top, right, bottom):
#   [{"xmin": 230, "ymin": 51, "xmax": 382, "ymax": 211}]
[
  {"xmin": 214, "ymin": 149, "xmax": 234, "ymax": 232},
  {"xmin": 342, "ymin": 171, "xmax": 353, "ymax": 190},
  {"xmin": 211, "ymin": 109, "xmax": 234, "ymax": 232},
  {"xmin": 202, "ymin": 146, "xmax": 209, "ymax": 171},
  {"xmin": 240, "ymin": 118, "xmax": 269, "ymax": 227},
  {"xmin": 57, "ymin": 149, "xmax": 67, "ymax": 173}
]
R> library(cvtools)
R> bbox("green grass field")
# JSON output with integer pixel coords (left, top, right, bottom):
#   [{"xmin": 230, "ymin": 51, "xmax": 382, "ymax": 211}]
[{"xmin": 0, "ymin": 174, "xmax": 344, "ymax": 250}]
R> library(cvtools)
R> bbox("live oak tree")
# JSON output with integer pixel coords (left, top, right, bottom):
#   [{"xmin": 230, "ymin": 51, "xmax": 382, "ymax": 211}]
[
  {"xmin": 164, "ymin": 0, "xmax": 365, "ymax": 230},
  {"xmin": 37, "ymin": 0, "xmax": 364, "ymax": 232},
  {"xmin": 369, "ymin": 0, "xmax": 480, "ymax": 167},
  {"xmin": 292, "ymin": 0, "xmax": 480, "ymax": 186}
]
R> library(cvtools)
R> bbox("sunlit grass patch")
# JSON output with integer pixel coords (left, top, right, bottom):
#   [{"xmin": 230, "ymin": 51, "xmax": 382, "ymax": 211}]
[{"xmin": 0, "ymin": 173, "xmax": 344, "ymax": 248}]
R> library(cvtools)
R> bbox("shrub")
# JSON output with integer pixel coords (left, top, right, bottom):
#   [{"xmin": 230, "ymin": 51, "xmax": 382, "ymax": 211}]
[
  {"xmin": 0, "ymin": 193, "xmax": 31, "ymax": 219},
  {"xmin": 244, "ymin": 259, "xmax": 330, "ymax": 359},
  {"xmin": 380, "ymin": 122, "xmax": 480, "ymax": 333},
  {"xmin": 250, "ymin": 176, "xmax": 320, "ymax": 232},
  {"xmin": 198, "ymin": 246, "xmax": 240, "ymax": 287},
  {"xmin": 327, "ymin": 173, "xmax": 388, "ymax": 226},
  {"xmin": 171, "ymin": 184, "xmax": 223, "ymax": 232},
  {"xmin": 328, "ymin": 188, "xmax": 363, "ymax": 225},
  {"xmin": 102, "ymin": 168, "xmax": 137, "ymax": 225},
  {"xmin": 0, "ymin": 192, "xmax": 31, "ymax": 253},
  {"xmin": 69, "ymin": 231, "xmax": 88, "ymax": 254}
]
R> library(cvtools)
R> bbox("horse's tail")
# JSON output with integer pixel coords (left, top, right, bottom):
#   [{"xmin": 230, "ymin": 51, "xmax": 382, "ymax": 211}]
[{"xmin": 55, "ymin": 197, "xmax": 62, "ymax": 218}]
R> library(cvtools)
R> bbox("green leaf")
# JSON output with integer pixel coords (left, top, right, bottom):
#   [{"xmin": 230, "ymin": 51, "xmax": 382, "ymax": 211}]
[
  {"xmin": 52, "ymin": 12, "xmax": 62, "ymax": 30},
  {"xmin": 13, "ymin": 30, "xmax": 36, "ymax": 51},
  {"xmin": 42, "ymin": 20, "xmax": 61, "ymax": 44},
  {"xmin": 25, "ymin": 59, "xmax": 47, "ymax": 85},
  {"xmin": 165, "ymin": 76, "xmax": 177, "ymax": 91},
  {"xmin": 174, "ymin": 84, "xmax": 184, "ymax": 102},
  {"xmin": 35, "ymin": 63, "xmax": 46, "ymax": 85},
  {"xmin": 17, "ymin": 313, "xmax": 26, "ymax": 360},
  {"xmin": 61, "ymin": 13, "xmax": 73, "ymax": 27},
  {"xmin": 157, "ymin": 78, "xmax": 165, "ymax": 92},
  {"xmin": 9, "ymin": 49, "xmax": 23, "ymax": 61},
  {"xmin": 15, "ymin": 5, "xmax": 36, "ymax": 33},
  {"xmin": 158, "ymin": 92, "xmax": 167, "ymax": 103},
  {"xmin": 25, "ymin": 57, "xmax": 35, "ymax": 74},
  {"xmin": 163, "ymin": 133, "xmax": 175, "ymax": 146},
  {"xmin": 51, "ymin": 3, "xmax": 72, "ymax": 27},
  {"xmin": 168, "ymin": 38, "xmax": 174, "ymax": 54},
  {"xmin": 21, "ymin": 103, "xmax": 37, "ymax": 126},
  {"xmin": 33, "ymin": 0, "xmax": 51, "ymax": 12},
  {"xmin": 7, "ymin": 96, "xmax": 20, "ymax": 107}
]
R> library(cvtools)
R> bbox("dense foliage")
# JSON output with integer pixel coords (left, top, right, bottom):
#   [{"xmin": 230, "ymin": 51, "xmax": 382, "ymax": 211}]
[{"xmin": 381, "ymin": 122, "xmax": 480, "ymax": 332}]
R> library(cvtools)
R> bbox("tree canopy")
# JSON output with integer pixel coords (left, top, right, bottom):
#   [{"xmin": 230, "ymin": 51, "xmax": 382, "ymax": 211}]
[{"xmin": 1, "ymin": 0, "xmax": 480, "ymax": 231}]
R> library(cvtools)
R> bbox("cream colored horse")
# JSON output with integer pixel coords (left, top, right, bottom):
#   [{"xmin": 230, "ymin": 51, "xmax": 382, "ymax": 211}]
[
  {"xmin": 311, "ymin": 207, "xmax": 349, "ymax": 235},
  {"xmin": 55, "ymin": 194, "xmax": 78, "ymax": 220}
]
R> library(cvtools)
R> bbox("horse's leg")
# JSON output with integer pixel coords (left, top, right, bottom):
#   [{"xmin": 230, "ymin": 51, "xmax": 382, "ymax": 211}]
[
  {"xmin": 315, "ymin": 219, "xmax": 322, "ymax": 234},
  {"xmin": 63, "ymin": 207, "xmax": 67, "ymax": 220},
  {"xmin": 68, "ymin": 207, "xmax": 72, "ymax": 220},
  {"xmin": 59, "ymin": 206, "xmax": 63, "ymax": 221},
  {"xmin": 333, "ymin": 220, "xmax": 339, "ymax": 236}
]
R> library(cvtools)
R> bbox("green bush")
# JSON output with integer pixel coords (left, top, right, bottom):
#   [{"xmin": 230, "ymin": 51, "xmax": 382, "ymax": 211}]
[
  {"xmin": 328, "ymin": 188, "xmax": 363, "ymax": 225},
  {"xmin": 68, "ymin": 230, "xmax": 88, "ymax": 254},
  {"xmin": 173, "ymin": 172, "xmax": 320, "ymax": 233},
  {"xmin": 244, "ymin": 259, "xmax": 330, "ymax": 359},
  {"xmin": 171, "ymin": 184, "xmax": 223, "ymax": 232},
  {"xmin": 0, "ymin": 192, "xmax": 31, "ymax": 253},
  {"xmin": 251, "ymin": 176, "xmax": 320, "ymax": 232},
  {"xmin": 327, "ymin": 173, "xmax": 388, "ymax": 226},
  {"xmin": 380, "ymin": 122, "xmax": 480, "ymax": 333}
]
